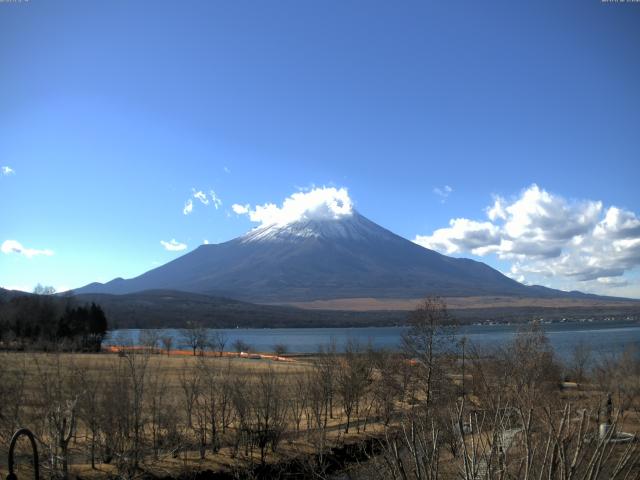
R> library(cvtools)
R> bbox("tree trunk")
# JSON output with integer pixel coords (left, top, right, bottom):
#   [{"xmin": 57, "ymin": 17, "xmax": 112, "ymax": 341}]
[
  {"xmin": 61, "ymin": 443, "xmax": 69, "ymax": 480},
  {"xmin": 91, "ymin": 431, "xmax": 96, "ymax": 469}
]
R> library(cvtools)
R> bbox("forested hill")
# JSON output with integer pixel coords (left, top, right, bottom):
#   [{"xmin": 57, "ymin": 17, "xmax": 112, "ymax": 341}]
[
  {"xmin": 73, "ymin": 289, "xmax": 405, "ymax": 328},
  {"xmin": 0, "ymin": 288, "xmax": 108, "ymax": 350},
  {"xmin": 2, "ymin": 288, "xmax": 638, "ymax": 331},
  {"xmin": 75, "ymin": 289, "xmax": 639, "ymax": 329}
]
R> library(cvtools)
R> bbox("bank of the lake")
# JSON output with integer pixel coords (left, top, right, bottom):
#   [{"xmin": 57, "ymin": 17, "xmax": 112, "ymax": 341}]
[{"xmin": 105, "ymin": 320, "xmax": 640, "ymax": 360}]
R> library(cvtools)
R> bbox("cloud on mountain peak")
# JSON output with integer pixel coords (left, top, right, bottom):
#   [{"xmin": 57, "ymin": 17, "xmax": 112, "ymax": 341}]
[{"xmin": 235, "ymin": 187, "xmax": 354, "ymax": 228}]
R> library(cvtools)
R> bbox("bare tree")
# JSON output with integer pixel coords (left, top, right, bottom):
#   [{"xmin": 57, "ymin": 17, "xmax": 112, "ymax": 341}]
[
  {"xmin": 34, "ymin": 354, "xmax": 77, "ymax": 480},
  {"xmin": 33, "ymin": 283, "xmax": 57, "ymax": 295},
  {"xmin": 370, "ymin": 349, "xmax": 402, "ymax": 426},
  {"xmin": 402, "ymin": 297, "xmax": 456, "ymax": 408},
  {"xmin": 230, "ymin": 372, "xmax": 251, "ymax": 458},
  {"xmin": 568, "ymin": 340, "xmax": 592, "ymax": 383},
  {"xmin": 250, "ymin": 366, "xmax": 288, "ymax": 464},
  {"xmin": 196, "ymin": 356, "xmax": 230, "ymax": 454},
  {"xmin": 336, "ymin": 340, "xmax": 372, "ymax": 433},
  {"xmin": 212, "ymin": 359, "xmax": 235, "ymax": 435},
  {"xmin": 0, "ymin": 353, "xmax": 27, "ymax": 445},
  {"xmin": 139, "ymin": 330, "xmax": 160, "ymax": 353},
  {"xmin": 506, "ymin": 323, "xmax": 561, "ymax": 409},
  {"xmin": 182, "ymin": 321, "xmax": 207, "ymax": 356},
  {"xmin": 315, "ymin": 341, "xmax": 338, "ymax": 420},
  {"xmin": 289, "ymin": 372, "xmax": 309, "ymax": 433},
  {"xmin": 179, "ymin": 362, "xmax": 200, "ymax": 430},
  {"xmin": 232, "ymin": 338, "xmax": 251, "ymax": 355},
  {"xmin": 593, "ymin": 345, "xmax": 640, "ymax": 419},
  {"xmin": 273, "ymin": 343, "xmax": 288, "ymax": 356},
  {"xmin": 98, "ymin": 358, "xmax": 125, "ymax": 466},
  {"xmin": 146, "ymin": 360, "xmax": 169, "ymax": 460},
  {"xmin": 468, "ymin": 324, "xmax": 561, "ymax": 415},
  {"xmin": 208, "ymin": 330, "xmax": 227, "ymax": 357},
  {"xmin": 371, "ymin": 393, "xmax": 640, "ymax": 480},
  {"xmin": 307, "ymin": 353, "xmax": 336, "ymax": 472},
  {"xmin": 74, "ymin": 362, "xmax": 103, "ymax": 469},
  {"xmin": 193, "ymin": 373, "xmax": 209, "ymax": 459},
  {"xmin": 161, "ymin": 335, "xmax": 174, "ymax": 356},
  {"xmin": 118, "ymin": 349, "xmax": 151, "ymax": 476}
]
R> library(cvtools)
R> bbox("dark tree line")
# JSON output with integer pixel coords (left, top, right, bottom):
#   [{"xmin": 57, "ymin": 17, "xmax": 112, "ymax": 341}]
[{"xmin": 0, "ymin": 291, "xmax": 108, "ymax": 351}]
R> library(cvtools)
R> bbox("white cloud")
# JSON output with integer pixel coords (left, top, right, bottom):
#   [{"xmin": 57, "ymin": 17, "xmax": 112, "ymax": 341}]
[
  {"xmin": 223, "ymin": 166, "xmax": 230, "ymax": 174},
  {"xmin": 486, "ymin": 196, "xmax": 507, "ymax": 221},
  {"xmin": 183, "ymin": 199, "xmax": 193, "ymax": 215},
  {"xmin": 232, "ymin": 203, "xmax": 250, "ymax": 215},
  {"xmin": 498, "ymin": 185, "xmax": 601, "ymax": 247},
  {"xmin": 594, "ymin": 206, "xmax": 640, "ymax": 239},
  {"xmin": 235, "ymin": 186, "xmax": 353, "ymax": 228},
  {"xmin": 203, "ymin": 239, "xmax": 209, "ymax": 245},
  {"xmin": 414, "ymin": 184, "xmax": 640, "ymax": 295},
  {"xmin": 210, "ymin": 190, "xmax": 222, "ymax": 209},
  {"xmin": 193, "ymin": 190, "xmax": 209, "ymax": 205},
  {"xmin": 597, "ymin": 277, "xmax": 628, "ymax": 287},
  {"xmin": 184, "ymin": 188, "xmax": 223, "ymax": 214},
  {"xmin": 1, "ymin": 240, "xmax": 54, "ymax": 258},
  {"xmin": 433, "ymin": 185, "xmax": 453, "ymax": 203},
  {"xmin": 1, "ymin": 166, "xmax": 14, "ymax": 176},
  {"xmin": 160, "ymin": 239, "xmax": 187, "ymax": 251},
  {"xmin": 415, "ymin": 218, "xmax": 500, "ymax": 255}
]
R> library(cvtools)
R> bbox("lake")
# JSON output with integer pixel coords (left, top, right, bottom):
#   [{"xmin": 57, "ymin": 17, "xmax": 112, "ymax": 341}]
[{"xmin": 105, "ymin": 320, "xmax": 640, "ymax": 361}]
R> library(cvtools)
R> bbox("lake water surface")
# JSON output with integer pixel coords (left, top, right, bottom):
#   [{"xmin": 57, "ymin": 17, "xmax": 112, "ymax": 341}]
[{"xmin": 106, "ymin": 320, "xmax": 640, "ymax": 360}]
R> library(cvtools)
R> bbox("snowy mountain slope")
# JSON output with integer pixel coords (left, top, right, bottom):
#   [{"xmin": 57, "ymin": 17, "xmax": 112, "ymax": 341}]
[{"xmin": 73, "ymin": 211, "xmax": 607, "ymax": 302}]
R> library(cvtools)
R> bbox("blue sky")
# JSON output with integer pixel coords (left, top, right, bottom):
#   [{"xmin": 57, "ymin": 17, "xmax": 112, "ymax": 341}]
[{"xmin": 1, "ymin": 0, "xmax": 639, "ymax": 297}]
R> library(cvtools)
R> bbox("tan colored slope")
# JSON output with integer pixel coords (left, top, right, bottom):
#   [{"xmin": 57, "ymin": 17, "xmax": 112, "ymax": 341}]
[{"xmin": 277, "ymin": 296, "xmax": 640, "ymax": 311}]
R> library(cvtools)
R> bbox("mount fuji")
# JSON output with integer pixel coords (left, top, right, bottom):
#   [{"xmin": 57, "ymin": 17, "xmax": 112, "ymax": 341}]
[{"xmin": 73, "ymin": 211, "xmax": 614, "ymax": 303}]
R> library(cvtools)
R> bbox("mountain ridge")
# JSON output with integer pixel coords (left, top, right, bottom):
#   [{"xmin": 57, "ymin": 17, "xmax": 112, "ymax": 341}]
[{"xmin": 72, "ymin": 211, "xmax": 631, "ymax": 303}]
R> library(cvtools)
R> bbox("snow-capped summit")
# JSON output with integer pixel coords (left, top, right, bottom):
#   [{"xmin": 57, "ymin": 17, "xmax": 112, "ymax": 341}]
[{"xmin": 239, "ymin": 210, "xmax": 397, "ymax": 244}]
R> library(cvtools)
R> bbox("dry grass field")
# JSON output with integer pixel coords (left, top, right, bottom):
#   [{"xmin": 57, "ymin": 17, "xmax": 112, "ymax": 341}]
[
  {"xmin": 1, "ymin": 309, "xmax": 639, "ymax": 480},
  {"xmin": 283, "ymin": 295, "xmax": 640, "ymax": 311},
  {"xmin": 0, "ymin": 348, "xmax": 400, "ymax": 479}
]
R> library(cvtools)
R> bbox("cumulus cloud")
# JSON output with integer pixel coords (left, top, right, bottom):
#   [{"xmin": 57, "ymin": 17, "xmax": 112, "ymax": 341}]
[
  {"xmin": 433, "ymin": 185, "xmax": 453, "ymax": 203},
  {"xmin": 1, "ymin": 240, "xmax": 54, "ymax": 258},
  {"xmin": 415, "ymin": 219, "xmax": 501, "ymax": 256},
  {"xmin": 160, "ymin": 239, "xmax": 187, "ymax": 251},
  {"xmin": 232, "ymin": 203, "xmax": 250, "ymax": 215},
  {"xmin": 596, "ymin": 277, "xmax": 629, "ymax": 288},
  {"xmin": 594, "ymin": 206, "xmax": 640, "ymax": 239},
  {"xmin": 414, "ymin": 184, "xmax": 640, "ymax": 292},
  {"xmin": 234, "ymin": 187, "xmax": 353, "ymax": 228},
  {"xmin": 1, "ymin": 166, "xmax": 14, "ymax": 175},
  {"xmin": 183, "ymin": 199, "xmax": 193, "ymax": 215}
]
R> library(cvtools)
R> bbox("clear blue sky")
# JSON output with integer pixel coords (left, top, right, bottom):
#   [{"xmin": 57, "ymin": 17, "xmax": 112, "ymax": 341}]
[{"xmin": 1, "ymin": 0, "xmax": 639, "ymax": 297}]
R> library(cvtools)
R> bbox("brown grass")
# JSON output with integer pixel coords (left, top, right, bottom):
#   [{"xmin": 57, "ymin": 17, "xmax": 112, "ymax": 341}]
[{"xmin": 279, "ymin": 295, "xmax": 640, "ymax": 311}]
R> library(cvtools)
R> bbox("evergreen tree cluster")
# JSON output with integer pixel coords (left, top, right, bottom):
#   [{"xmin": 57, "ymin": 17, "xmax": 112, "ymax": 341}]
[{"xmin": 0, "ymin": 293, "xmax": 108, "ymax": 351}]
